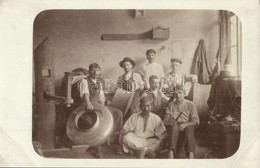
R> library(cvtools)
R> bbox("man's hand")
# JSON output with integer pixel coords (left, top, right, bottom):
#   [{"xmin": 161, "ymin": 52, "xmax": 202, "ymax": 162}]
[
  {"xmin": 169, "ymin": 118, "xmax": 177, "ymax": 126},
  {"xmin": 106, "ymin": 100, "xmax": 112, "ymax": 106},
  {"xmin": 179, "ymin": 123, "xmax": 187, "ymax": 131},
  {"xmin": 121, "ymin": 129, "xmax": 135, "ymax": 136},
  {"xmin": 191, "ymin": 76, "xmax": 198, "ymax": 83},
  {"xmin": 86, "ymin": 103, "xmax": 94, "ymax": 111},
  {"xmin": 99, "ymin": 100, "xmax": 105, "ymax": 106}
]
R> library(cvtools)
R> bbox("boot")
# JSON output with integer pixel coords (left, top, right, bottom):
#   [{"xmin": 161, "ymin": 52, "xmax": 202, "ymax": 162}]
[{"xmin": 94, "ymin": 146, "xmax": 103, "ymax": 158}]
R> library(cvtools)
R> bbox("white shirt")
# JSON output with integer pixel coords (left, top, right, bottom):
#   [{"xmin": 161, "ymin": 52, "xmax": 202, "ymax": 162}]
[
  {"xmin": 123, "ymin": 112, "xmax": 167, "ymax": 140},
  {"xmin": 72, "ymin": 75, "xmax": 106, "ymax": 103},
  {"xmin": 140, "ymin": 62, "xmax": 165, "ymax": 88}
]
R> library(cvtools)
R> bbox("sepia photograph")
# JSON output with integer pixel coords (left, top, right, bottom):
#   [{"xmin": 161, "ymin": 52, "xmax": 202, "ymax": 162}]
[{"xmin": 32, "ymin": 9, "xmax": 241, "ymax": 159}]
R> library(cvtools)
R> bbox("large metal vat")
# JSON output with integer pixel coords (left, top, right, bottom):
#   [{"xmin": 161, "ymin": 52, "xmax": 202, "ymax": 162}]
[{"xmin": 66, "ymin": 102, "xmax": 114, "ymax": 147}]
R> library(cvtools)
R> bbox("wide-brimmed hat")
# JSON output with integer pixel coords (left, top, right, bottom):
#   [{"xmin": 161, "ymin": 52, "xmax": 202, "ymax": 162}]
[
  {"xmin": 170, "ymin": 58, "xmax": 183, "ymax": 64},
  {"xmin": 119, "ymin": 57, "xmax": 136, "ymax": 68}
]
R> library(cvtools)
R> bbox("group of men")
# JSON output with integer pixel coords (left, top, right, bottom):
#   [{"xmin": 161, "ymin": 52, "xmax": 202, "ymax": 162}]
[{"xmin": 70, "ymin": 49, "xmax": 199, "ymax": 159}]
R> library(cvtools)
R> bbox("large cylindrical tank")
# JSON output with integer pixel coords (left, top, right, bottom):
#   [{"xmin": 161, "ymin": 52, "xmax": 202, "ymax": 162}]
[{"xmin": 66, "ymin": 102, "xmax": 114, "ymax": 147}]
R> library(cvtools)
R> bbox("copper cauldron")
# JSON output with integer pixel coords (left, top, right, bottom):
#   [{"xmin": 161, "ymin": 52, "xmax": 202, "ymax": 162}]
[{"xmin": 66, "ymin": 102, "xmax": 114, "ymax": 147}]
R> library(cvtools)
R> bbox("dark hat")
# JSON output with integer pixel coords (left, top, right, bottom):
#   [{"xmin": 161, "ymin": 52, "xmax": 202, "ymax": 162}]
[
  {"xmin": 146, "ymin": 49, "xmax": 156, "ymax": 56},
  {"xmin": 119, "ymin": 57, "xmax": 136, "ymax": 68},
  {"xmin": 149, "ymin": 75, "xmax": 159, "ymax": 82},
  {"xmin": 175, "ymin": 85, "xmax": 186, "ymax": 92},
  {"xmin": 170, "ymin": 58, "xmax": 183, "ymax": 64}
]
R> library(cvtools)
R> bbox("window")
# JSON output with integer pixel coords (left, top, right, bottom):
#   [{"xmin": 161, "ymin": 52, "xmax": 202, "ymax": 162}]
[{"xmin": 230, "ymin": 14, "xmax": 242, "ymax": 78}]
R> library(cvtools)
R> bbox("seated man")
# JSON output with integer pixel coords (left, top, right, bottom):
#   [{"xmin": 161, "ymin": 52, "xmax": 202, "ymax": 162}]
[
  {"xmin": 165, "ymin": 58, "xmax": 197, "ymax": 93},
  {"xmin": 119, "ymin": 96, "xmax": 167, "ymax": 159},
  {"xmin": 71, "ymin": 63, "xmax": 123, "ymax": 158},
  {"xmin": 116, "ymin": 57, "xmax": 144, "ymax": 92},
  {"xmin": 116, "ymin": 57, "xmax": 144, "ymax": 121},
  {"xmin": 141, "ymin": 75, "xmax": 169, "ymax": 119},
  {"xmin": 127, "ymin": 75, "xmax": 169, "ymax": 121},
  {"xmin": 163, "ymin": 85, "xmax": 200, "ymax": 159}
]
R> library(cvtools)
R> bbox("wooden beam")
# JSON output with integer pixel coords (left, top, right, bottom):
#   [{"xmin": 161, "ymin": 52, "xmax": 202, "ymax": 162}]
[
  {"xmin": 101, "ymin": 31, "xmax": 151, "ymax": 40},
  {"xmin": 101, "ymin": 27, "xmax": 170, "ymax": 41}
]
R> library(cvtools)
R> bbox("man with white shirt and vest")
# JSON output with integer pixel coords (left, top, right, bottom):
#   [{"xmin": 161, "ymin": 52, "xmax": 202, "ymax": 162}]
[
  {"xmin": 71, "ymin": 63, "xmax": 123, "ymax": 158},
  {"xmin": 140, "ymin": 49, "xmax": 165, "ymax": 90}
]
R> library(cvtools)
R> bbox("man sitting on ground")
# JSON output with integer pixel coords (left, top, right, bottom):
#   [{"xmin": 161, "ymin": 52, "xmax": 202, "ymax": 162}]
[{"xmin": 118, "ymin": 96, "xmax": 167, "ymax": 159}]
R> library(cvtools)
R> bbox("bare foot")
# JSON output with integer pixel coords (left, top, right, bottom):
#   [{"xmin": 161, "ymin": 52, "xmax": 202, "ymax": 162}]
[
  {"xmin": 145, "ymin": 149, "xmax": 156, "ymax": 158},
  {"xmin": 189, "ymin": 152, "xmax": 194, "ymax": 159},
  {"xmin": 168, "ymin": 149, "xmax": 174, "ymax": 159}
]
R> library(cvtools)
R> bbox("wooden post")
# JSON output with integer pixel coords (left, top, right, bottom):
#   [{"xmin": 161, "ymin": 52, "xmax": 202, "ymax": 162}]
[{"xmin": 34, "ymin": 37, "xmax": 56, "ymax": 149}]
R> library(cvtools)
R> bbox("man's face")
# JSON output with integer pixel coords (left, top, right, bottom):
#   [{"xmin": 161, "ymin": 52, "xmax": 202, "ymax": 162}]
[
  {"xmin": 123, "ymin": 61, "xmax": 133, "ymax": 72},
  {"xmin": 147, "ymin": 53, "xmax": 156, "ymax": 63},
  {"xmin": 150, "ymin": 78, "xmax": 160, "ymax": 91},
  {"xmin": 175, "ymin": 89, "xmax": 185, "ymax": 102},
  {"xmin": 170, "ymin": 61, "xmax": 181, "ymax": 73},
  {"xmin": 140, "ymin": 100, "xmax": 152, "ymax": 115},
  {"xmin": 89, "ymin": 67, "xmax": 101, "ymax": 79}
]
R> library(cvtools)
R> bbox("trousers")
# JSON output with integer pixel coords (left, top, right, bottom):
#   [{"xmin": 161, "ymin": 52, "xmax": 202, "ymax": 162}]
[
  {"xmin": 107, "ymin": 106, "xmax": 123, "ymax": 133},
  {"xmin": 121, "ymin": 132, "xmax": 162, "ymax": 153},
  {"xmin": 166, "ymin": 124, "xmax": 196, "ymax": 155}
]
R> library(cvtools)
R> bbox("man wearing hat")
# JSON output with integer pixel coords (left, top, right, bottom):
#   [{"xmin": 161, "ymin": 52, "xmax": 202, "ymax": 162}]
[
  {"xmin": 163, "ymin": 85, "xmax": 200, "ymax": 159},
  {"xmin": 117, "ymin": 57, "xmax": 144, "ymax": 92},
  {"xmin": 140, "ymin": 49, "xmax": 165, "ymax": 89},
  {"xmin": 165, "ymin": 58, "xmax": 197, "ymax": 93}
]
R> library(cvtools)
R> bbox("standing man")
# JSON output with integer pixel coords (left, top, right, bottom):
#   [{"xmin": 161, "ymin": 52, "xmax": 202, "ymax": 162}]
[
  {"xmin": 163, "ymin": 85, "xmax": 200, "ymax": 159},
  {"xmin": 119, "ymin": 96, "xmax": 167, "ymax": 158},
  {"xmin": 140, "ymin": 49, "xmax": 165, "ymax": 89},
  {"xmin": 71, "ymin": 63, "xmax": 123, "ymax": 158}
]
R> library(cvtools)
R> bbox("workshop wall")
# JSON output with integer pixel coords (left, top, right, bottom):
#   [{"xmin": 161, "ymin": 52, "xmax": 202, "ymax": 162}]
[{"xmin": 33, "ymin": 10, "xmax": 219, "ymax": 94}]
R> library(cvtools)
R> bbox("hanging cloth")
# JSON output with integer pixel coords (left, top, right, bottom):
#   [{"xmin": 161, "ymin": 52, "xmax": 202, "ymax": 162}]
[
  {"xmin": 193, "ymin": 39, "xmax": 212, "ymax": 84},
  {"xmin": 211, "ymin": 10, "xmax": 232, "ymax": 82}
]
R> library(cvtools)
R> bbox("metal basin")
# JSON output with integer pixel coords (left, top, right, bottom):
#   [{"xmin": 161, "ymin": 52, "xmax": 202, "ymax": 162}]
[{"xmin": 66, "ymin": 102, "xmax": 114, "ymax": 147}]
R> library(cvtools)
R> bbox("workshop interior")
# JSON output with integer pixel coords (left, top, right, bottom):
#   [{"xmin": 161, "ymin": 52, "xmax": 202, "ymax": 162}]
[{"xmin": 32, "ymin": 10, "xmax": 241, "ymax": 159}]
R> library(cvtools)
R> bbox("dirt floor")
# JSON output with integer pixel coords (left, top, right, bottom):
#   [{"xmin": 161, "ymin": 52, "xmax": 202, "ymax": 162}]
[{"xmin": 42, "ymin": 132, "xmax": 218, "ymax": 159}]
